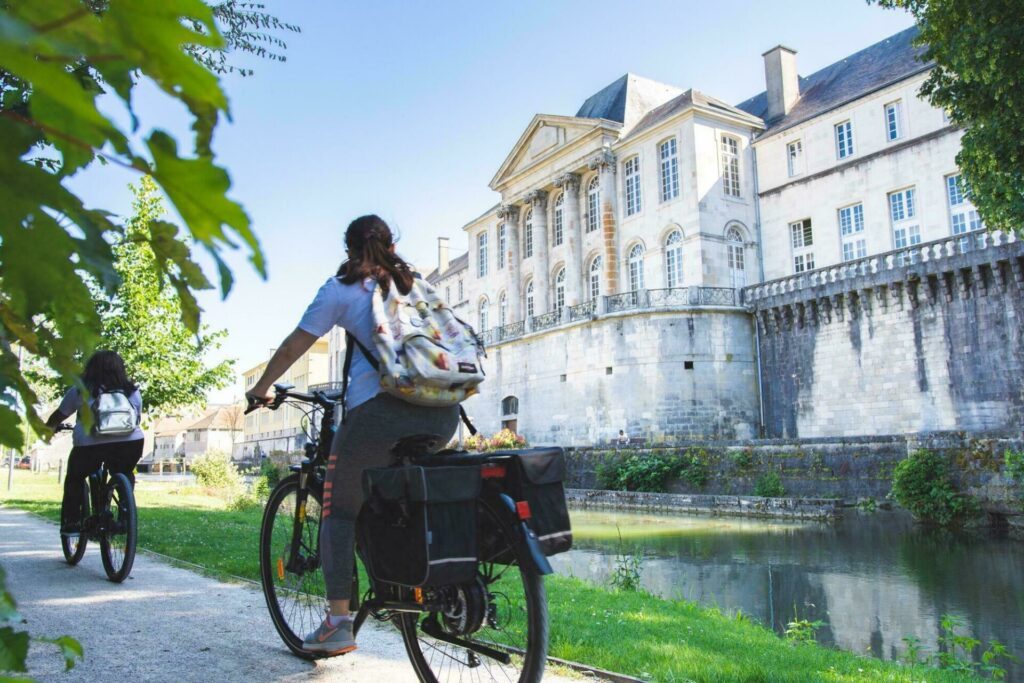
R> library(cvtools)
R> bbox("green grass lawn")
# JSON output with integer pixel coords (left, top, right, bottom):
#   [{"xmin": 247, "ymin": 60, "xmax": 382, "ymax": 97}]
[{"xmin": 1, "ymin": 471, "xmax": 978, "ymax": 682}]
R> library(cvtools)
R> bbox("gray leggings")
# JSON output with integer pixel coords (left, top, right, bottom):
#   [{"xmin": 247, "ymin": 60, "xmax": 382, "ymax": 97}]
[{"xmin": 320, "ymin": 393, "xmax": 459, "ymax": 600}]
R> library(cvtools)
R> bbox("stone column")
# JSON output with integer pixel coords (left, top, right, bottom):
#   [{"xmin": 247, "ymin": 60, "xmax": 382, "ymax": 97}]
[
  {"xmin": 589, "ymin": 149, "xmax": 619, "ymax": 294},
  {"xmin": 527, "ymin": 189, "xmax": 550, "ymax": 312},
  {"xmin": 556, "ymin": 172, "xmax": 583, "ymax": 307},
  {"xmin": 497, "ymin": 204, "xmax": 521, "ymax": 322}
]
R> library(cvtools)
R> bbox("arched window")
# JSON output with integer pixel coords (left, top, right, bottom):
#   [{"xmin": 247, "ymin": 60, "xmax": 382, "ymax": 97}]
[
  {"xmin": 553, "ymin": 193, "xmax": 564, "ymax": 246},
  {"xmin": 586, "ymin": 176, "xmax": 600, "ymax": 233},
  {"xmin": 525, "ymin": 280, "xmax": 535, "ymax": 319},
  {"xmin": 726, "ymin": 226, "xmax": 746, "ymax": 288},
  {"xmin": 665, "ymin": 230, "xmax": 683, "ymax": 288},
  {"xmin": 524, "ymin": 208, "xmax": 534, "ymax": 258},
  {"xmin": 554, "ymin": 268, "xmax": 566, "ymax": 311},
  {"xmin": 498, "ymin": 292, "xmax": 508, "ymax": 327},
  {"xmin": 478, "ymin": 297, "xmax": 489, "ymax": 332},
  {"xmin": 501, "ymin": 395, "xmax": 519, "ymax": 416},
  {"xmin": 589, "ymin": 256, "xmax": 603, "ymax": 300},
  {"xmin": 628, "ymin": 244, "xmax": 645, "ymax": 292}
]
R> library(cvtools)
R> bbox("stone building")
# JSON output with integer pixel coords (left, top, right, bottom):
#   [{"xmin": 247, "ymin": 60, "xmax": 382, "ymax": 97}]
[
  {"xmin": 239, "ymin": 337, "xmax": 330, "ymax": 458},
  {"xmin": 423, "ymin": 26, "xmax": 1023, "ymax": 445}
]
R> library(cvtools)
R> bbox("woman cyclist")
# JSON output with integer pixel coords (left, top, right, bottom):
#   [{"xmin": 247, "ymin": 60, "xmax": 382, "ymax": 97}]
[
  {"xmin": 245, "ymin": 215, "xmax": 459, "ymax": 656},
  {"xmin": 45, "ymin": 350, "xmax": 144, "ymax": 538}
]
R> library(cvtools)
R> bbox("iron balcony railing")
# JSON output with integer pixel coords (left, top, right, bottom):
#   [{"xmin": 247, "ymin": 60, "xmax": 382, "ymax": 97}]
[
  {"xmin": 530, "ymin": 310, "xmax": 561, "ymax": 332},
  {"xmin": 568, "ymin": 299, "xmax": 597, "ymax": 322},
  {"xmin": 478, "ymin": 286, "xmax": 743, "ymax": 347}
]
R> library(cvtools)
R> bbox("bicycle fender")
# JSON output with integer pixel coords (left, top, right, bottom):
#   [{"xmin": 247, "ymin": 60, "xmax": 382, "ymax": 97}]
[{"xmin": 497, "ymin": 494, "xmax": 553, "ymax": 576}]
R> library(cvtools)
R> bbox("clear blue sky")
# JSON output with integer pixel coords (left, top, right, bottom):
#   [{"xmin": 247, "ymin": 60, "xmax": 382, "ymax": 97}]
[{"xmin": 68, "ymin": 0, "xmax": 915, "ymax": 403}]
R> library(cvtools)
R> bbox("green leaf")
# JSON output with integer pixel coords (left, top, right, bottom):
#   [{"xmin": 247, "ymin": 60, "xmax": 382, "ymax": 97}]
[
  {"xmin": 36, "ymin": 636, "xmax": 83, "ymax": 671},
  {"xmin": 0, "ymin": 627, "xmax": 30, "ymax": 673}
]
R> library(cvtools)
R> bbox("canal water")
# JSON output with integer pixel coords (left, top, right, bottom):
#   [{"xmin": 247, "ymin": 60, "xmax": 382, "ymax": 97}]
[{"xmin": 551, "ymin": 509, "xmax": 1024, "ymax": 679}]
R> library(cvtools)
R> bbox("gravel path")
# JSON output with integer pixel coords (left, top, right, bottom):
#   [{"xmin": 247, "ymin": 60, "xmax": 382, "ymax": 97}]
[{"xmin": 0, "ymin": 507, "xmax": 576, "ymax": 682}]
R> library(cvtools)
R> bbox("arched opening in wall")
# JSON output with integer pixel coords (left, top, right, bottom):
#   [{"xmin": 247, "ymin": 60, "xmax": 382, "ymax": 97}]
[
  {"xmin": 501, "ymin": 395, "xmax": 519, "ymax": 433},
  {"xmin": 726, "ymin": 225, "xmax": 746, "ymax": 288}
]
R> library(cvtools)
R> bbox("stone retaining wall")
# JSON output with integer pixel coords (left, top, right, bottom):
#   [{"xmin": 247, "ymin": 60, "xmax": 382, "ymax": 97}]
[
  {"xmin": 567, "ymin": 488, "xmax": 837, "ymax": 520},
  {"xmin": 565, "ymin": 431, "xmax": 1024, "ymax": 516}
]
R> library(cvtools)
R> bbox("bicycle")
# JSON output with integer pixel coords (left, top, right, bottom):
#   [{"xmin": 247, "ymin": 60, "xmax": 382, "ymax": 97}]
[
  {"xmin": 250, "ymin": 384, "xmax": 554, "ymax": 683},
  {"xmin": 57, "ymin": 424, "xmax": 138, "ymax": 583}
]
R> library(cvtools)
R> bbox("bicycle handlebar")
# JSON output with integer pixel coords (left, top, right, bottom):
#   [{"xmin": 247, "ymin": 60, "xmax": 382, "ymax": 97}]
[{"xmin": 245, "ymin": 384, "xmax": 340, "ymax": 414}]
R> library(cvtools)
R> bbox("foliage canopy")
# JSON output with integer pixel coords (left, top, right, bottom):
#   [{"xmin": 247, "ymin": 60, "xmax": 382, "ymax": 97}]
[
  {"xmin": 0, "ymin": 1, "xmax": 294, "ymax": 448},
  {"xmin": 872, "ymin": 0, "xmax": 1024, "ymax": 233}
]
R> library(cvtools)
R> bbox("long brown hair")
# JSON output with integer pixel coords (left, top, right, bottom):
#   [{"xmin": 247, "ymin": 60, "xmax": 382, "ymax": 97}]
[
  {"xmin": 335, "ymin": 215, "xmax": 414, "ymax": 295},
  {"xmin": 82, "ymin": 350, "xmax": 138, "ymax": 395}
]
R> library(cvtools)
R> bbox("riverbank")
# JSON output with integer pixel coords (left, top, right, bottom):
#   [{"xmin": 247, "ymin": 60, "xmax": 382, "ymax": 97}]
[
  {"xmin": 567, "ymin": 488, "xmax": 839, "ymax": 520},
  {"xmin": 2, "ymin": 472, "xmax": 978, "ymax": 682}
]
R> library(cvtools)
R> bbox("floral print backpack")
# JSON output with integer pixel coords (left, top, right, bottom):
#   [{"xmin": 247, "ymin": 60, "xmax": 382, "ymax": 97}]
[{"xmin": 342, "ymin": 275, "xmax": 486, "ymax": 420}]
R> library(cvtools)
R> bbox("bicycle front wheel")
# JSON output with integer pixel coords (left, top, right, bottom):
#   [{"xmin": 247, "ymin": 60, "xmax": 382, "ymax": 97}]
[
  {"xmin": 99, "ymin": 473, "xmax": 137, "ymax": 583},
  {"xmin": 398, "ymin": 499, "xmax": 549, "ymax": 683},
  {"xmin": 260, "ymin": 473, "xmax": 326, "ymax": 659},
  {"xmin": 61, "ymin": 479, "xmax": 90, "ymax": 565}
]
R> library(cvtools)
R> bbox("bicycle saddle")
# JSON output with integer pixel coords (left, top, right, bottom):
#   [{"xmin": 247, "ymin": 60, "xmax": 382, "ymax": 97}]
[{"xmin": 391, "ymin": 434, "xmax": 443, "ymax": 460}]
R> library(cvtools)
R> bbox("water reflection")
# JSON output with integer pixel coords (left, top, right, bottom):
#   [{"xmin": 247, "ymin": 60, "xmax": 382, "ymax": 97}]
[{"xmin": 552, "ymin": 510, "xmax": 1024, "ymax": 680}]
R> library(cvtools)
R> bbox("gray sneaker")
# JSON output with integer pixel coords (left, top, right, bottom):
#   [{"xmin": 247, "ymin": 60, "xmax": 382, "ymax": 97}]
[{"xmin": 303, "ymin": 613, "xmax": 357, "ymax": 655}]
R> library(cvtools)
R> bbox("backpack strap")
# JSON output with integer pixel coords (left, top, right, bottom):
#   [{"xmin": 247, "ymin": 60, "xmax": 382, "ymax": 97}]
[{"xmin": 342, "ymin": 333, "xmax": 479, "ymax": 437}]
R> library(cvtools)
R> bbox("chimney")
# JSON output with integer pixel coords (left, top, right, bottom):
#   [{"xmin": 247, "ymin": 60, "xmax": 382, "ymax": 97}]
[
  {"xmin": 437, "ymin": 237, "xmax": 450, "ymax": 274},
  {"xmin": 762, "ymin": 45, "xmax": 799, "ymax": 121}
]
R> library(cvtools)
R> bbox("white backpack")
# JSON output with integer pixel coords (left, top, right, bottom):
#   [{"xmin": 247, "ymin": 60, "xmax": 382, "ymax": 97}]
[
  {"xmin": 343, "ymin": 276, "xmax": 486, "ymax": 415},
  {"xmin": 91, "ymin": 389, "xmax": 138, "ymax": 436}
]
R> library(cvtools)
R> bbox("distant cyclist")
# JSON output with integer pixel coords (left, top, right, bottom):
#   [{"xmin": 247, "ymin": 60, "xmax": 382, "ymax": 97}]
[
  {"xmin": 246, "ymin": 215, "xmax": 459, "ymax": 656},
  {"xmin": 46, "ymin": 350, "xmax": 143, "ymax": 538}
]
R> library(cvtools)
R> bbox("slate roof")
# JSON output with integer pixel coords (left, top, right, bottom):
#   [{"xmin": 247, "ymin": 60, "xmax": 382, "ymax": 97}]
[
  {"xmin": 425, "ymin": 251, "xmax": 468, "ymax": 284},
  {"xmin": 736, "ymin": 26, "xmax": 931, "ymax": 136},
  {"xmin": 621, "ymin": 89, "xmax": 764, "ymax": 142},
  {"xmin": 185, "ymin": 405, "xmax": 243, "ymax": 431},
  {"xmin": 575, "ymin": 73, "xmax": 683, "ymax": 132}
]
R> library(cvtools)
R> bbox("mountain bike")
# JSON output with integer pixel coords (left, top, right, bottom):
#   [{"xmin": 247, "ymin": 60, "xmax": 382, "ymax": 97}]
[
  {"xmin": 250, "ymin": 384, "xmax": 553, "ymax": 683},
  {"xmin": 58, "ymin": 425, "xmax": 138, "ymax": 583}
]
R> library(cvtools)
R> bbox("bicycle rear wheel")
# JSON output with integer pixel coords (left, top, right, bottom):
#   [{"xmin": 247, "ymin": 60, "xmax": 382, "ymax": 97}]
[
  {"xmin": 99, "ymin": 473, "xmax": 137, "ymax": 583},
  {"xmin": 61, "ymin": 479, "xmax": 90, "ymax": 565},
  {"xmin": 398, "ymin": 499, "xmax": 549, "ymax": 683},
  {"xmin": 260, "ymin": 473, "xmax": 327, "ymax": 659}
]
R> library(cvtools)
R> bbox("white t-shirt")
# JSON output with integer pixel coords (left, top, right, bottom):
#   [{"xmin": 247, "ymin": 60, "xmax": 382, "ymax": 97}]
[{"xmin": 297, "ymin": 277, "xmax": 382, "ymax": 410}]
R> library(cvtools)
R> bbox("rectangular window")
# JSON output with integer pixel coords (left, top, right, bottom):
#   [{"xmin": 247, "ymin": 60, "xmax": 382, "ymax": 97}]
[
  {"xmin": 787, "ymin": 140, "xmax": 803, "ymax": 177},
  {"xmin": 477, "ymin": 232, "xmax": 488, "ymax": 277},
  {"xmin": 497, "ymin": 225, "xmax": 506, "ymax": 269},
  {"xmin": 838, "ymin": 203, "xmax": 866, "ymax": 262},
  {"xmin": 947, "ymin": 173, "xmax": 983, "ymax": 250},
  {"xmin": 888, "ymin": 187, "xmax": 916, "ymax": 223},
  {"xmin": 890, "ymin": 187, "xmax": 921, "ymax": 264},
  {"xmin": 893, "ymin": 224, "xmax": 921, "ymax": 249},
  {"xmin": 445, "ymin": 286, "xmax": 451, "ymax": 303},
  {"xmin": 885, "ymin": 101, "xmax": 902, "ymax": 141},
  {"xmin": 458, "ymin": 279, "xmax": 464, "ymax": 302},
  {"xmin": 835, "ymin": 120, "xmax": 854, "ymax": 159},
  {"xmin": 624, "ymin": 156, "xmax": 641, "ymax": 216},
  {"xmin": 790, "ymin": 218, "xmax": 814, "ymax": 273},
  {"xmin": 721, "ymin": 135, "xmax": 741, "ymax": 197},
  {"xmin": 659, "ymin": 138, "xmax": 679, "ymax": 201}
]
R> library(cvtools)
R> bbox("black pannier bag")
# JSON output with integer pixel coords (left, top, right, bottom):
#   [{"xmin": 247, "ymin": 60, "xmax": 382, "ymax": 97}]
[
  {"xmin": 358, "ymin": 464, "xmax": 481, "ymax": 588},
  {"xmin": 498, "ymin": 448, "xmax": 573, "ymax": 556}
]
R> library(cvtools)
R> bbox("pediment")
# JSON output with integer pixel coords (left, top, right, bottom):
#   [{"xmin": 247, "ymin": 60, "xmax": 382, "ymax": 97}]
[{"xmin": 490, "ymin": 114, "xmax": 618, "ymax": 190}]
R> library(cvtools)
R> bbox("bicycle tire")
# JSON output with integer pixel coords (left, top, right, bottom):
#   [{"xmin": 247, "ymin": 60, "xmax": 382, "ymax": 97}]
[
  {"xmin": 61, "ymin": 479, "xmax": 90, "ymax": 565},
  {"xmin": 398, "ymin": 499, "xmax": 549, "ymax": 683},
  {"xmin": 260, "ymin": 473, "xmax": 328, "ymax": 659},
  {"xmin": 99, "ymin": 472, "xmax": 137, "ymax": 583}
]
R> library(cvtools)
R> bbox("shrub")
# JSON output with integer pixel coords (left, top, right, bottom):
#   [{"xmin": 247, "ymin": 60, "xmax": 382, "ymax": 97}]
[
  {"xmin": 227, "ymin": 492, "xmax": 262, "ymax": 511},
  {"xmin": 190, "ymin": 451, "xmax": 242, "ymax": 491},
  {"xmin": 890, "ymin": 449, "xmax": 977, "ymax": 526},
  {"xmin": 729, "ymin": 448, "xmax": 754, "ymax": 471},
  {"xmin": 754, "ymin": 471, "xmax": 785, "ymax": 498},
  {"xmin": 596, "ymin": 449, "xmax": 707, "ymax": 493},
  {"xmin": 463, "ymin": 429, "xmax": 528, "ymax": 453},
  {"xmin": 260, "ymin": 458, "xmax": 283, "ymax": 488}
]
